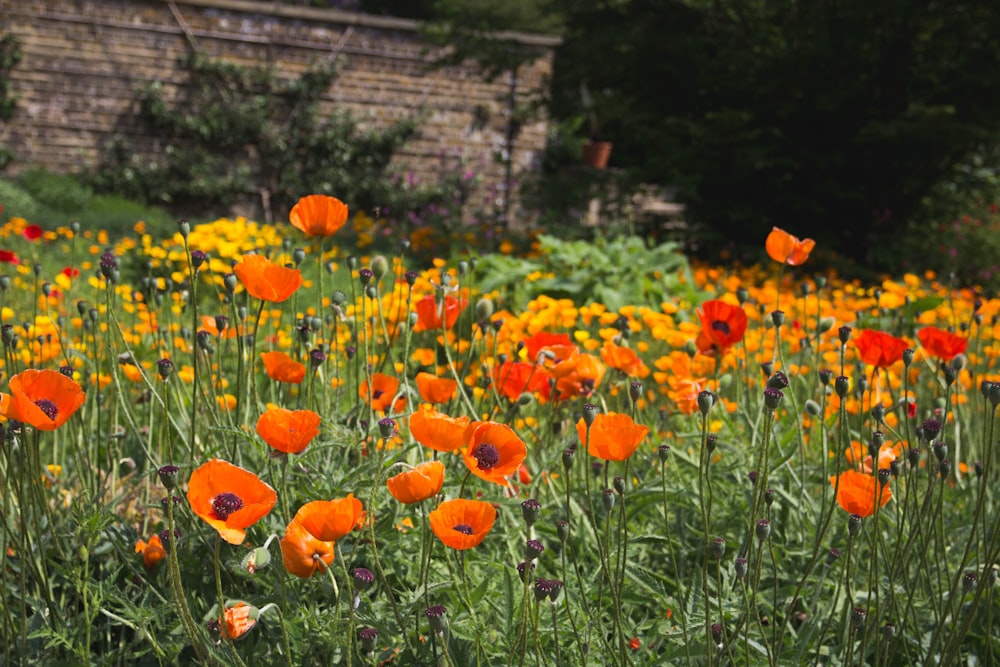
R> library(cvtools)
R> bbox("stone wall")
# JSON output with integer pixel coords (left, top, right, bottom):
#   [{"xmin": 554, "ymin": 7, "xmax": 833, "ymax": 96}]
[{"xmin": 0, "ymin": 0, "xmax": 557, "ymax": 220}]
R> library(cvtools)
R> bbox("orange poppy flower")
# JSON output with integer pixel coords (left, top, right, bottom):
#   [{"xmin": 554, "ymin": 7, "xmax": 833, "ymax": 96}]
[
  {"xmin": 221, "ymin": 601, "xmax": 258, "ymax": 640},
  {"xmin": 386, "ymin": 460, "xmax": 446, "ymax": 504},
  {"xmin": 0, "ymin": 368, "xmax": 86, "ymax": 431},
  {"xmin": 553, "ymin": 354, "xmax": 606, "ymax": 401},
  {"xmin": 187, "ymin": 459, "xmax": 278, "ymax": 545},
  {"xmin": 135, "ymin": 534, "xmax": 167, "ymax": 570},
  {"xmin": 576, "ymin": 412, "xmax": 650, "ymax": 461},
  {"xmin": 280, "ymin": 520, "xmax": 335, "ymax": 578},
  {"xmin": 523, "ymin": 331, "xmax": 574, "ymax": 361},
  {"xmin": 408, "ymin": 404, "xmax": 470, "ymax": 452},
  {"xmin": 261, "ymin": 351, "xmax": 306, "ymax": 384},
  {"xmin": 428, "ymin": 498, "xmax": 496, "ymax": 550},
  {"xmin": 256, "ymin": 407, "xmax": 321, "ymax": 455},
  {"xmin": 462, "ymin": 421, "xmax": 528, "ymax": 486},
  {"xmin": 414, "ymin": 294, "xmax": 466, "ymax": 332},
  {"xmin": 695, "ymin": 299, "xmax": 748, "ymax": 354},
  {"xmin": 292, "ymin": 494, "xmax": 364, "ymax": 542},
  {"xmin": 854, "ymin": 329, "xmax": 909, "ymax": 368},
  {"xmin": 289, "ymin": 194, "xmax": 349, "ymax": 238},
  {"xmin": 830, "ymin": 469, "xmax": 891, "ymax": 517},
  {"xmin": 233, "ymin": 253, "xmax": 303, "ymax": 303},
  {"xmin": 493, "ymin": 361, "xmax": 552, "ymax": 402},
  {"xmin": 917, "ymin": 327, "xmax": 967, "ymax": 362},
  {"xmin": 360, "ymin": 373, "xmax": 406, "ymax": 413},
  {"xmin": 415, "ymin": 372, "xmax": 458, "ymax": 404},
  {"xmin": 765, "ymin": 227, "xmax": 816, "ymax": 266},
  {"xmin": 600, "ymin": 342, "xmax": 650, "ymax": 378}
]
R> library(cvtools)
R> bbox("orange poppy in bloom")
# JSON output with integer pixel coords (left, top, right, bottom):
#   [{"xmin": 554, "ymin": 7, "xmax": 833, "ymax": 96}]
[
  {"xmin": 415, "ymin": 372, "xmax": 458, "ymax": 404},
  {"xmin": 221, "ymin": 601, "xmax": 258, "ymax": 640},
  {"xmin": 0, "ymin": 368, "xmax": 86, "ymax": 431},
  {"xmin": 493, "ymin": 361, "xmax": 552, "ymax": 402},
  {"xmin": 187, "ymin": 459, "xmax": 278, "ymax": 545},
  {"xmin": 261, "ymin": 351, "xmax": 306, "ymax": 384},
  {"xmin": 135, "ymin": 534, "xmax": 167, "ymax": 570},
  {"xmin": 854, "ymin": 329, "xmax": 909, "ymax": 368},
  {"xmin": 917, "ymin": 327, "xmax": 967, "ymax": 362},
  {"xmin": 830, "ymin": 469, "xmax": 891, "ymax": 517},
  {"xmin": 462, "ymin": 421, "xmax": 528, "ymax": 486},
  {"xmin": 292, "ymin": 494, "xmax": 365, "ymax": 542},
  {"xmin": 280, "ymin": 520, "xmax": 335, "ymax": 578},
  {"xmin": 408, "ymin": 404, "xmax": 470, "ymax": 452},
  {"xmin": 765, "ymin": 226, "xmax": 816, "ymax": 266},
  {"xmin": 523, "ymin": 331, "xmax": 574, "ymax": 362},
  {"xmin": 256, "ymin": 407, "xmax": 321, "ymax": 454},
  {"xmin": 289, "ymin": 194, "xmax": 349, "ymax": 237},
  {"xmin": 553, "ymin": 354, "xmax": 606, "ymax": 401},
  {"xmin": 576, "ymin": 412, "xmax": 650, "ymax": 461},
  {"xmin": 386, "ymin": 460, "xmax": 446, "ymax": 504},
  {"xmin": 360, "ymin": 373, "xmax": 405, "ymax": 413},
  {"xmin": 233, "ymin": 253, "xmax": 303, "ymax": 303},
  {"xmin": 600, "ymin": 342, "xmax": 650, "ymax": 378},
  {"xmin": 538, "ymin": 344, "xmax": 582, "ymax": 377},
  {"xmin": 695, "ymin": 300, "xmax": 748, "ymax": 354},
  {"xmin": 428, "ymin": 498, "xmax": 496, "ymax": 550},
  {"xmin": 414, "ymin": 294, "xmax": 466, "ymax": 332}
]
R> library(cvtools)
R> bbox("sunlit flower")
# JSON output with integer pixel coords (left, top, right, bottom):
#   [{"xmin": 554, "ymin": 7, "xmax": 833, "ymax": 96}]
[
  {"xmin": 233, "ymin": 253, "xmax": 303, "ymax": 303},
  {"xmin": 428, "ymin": 498, "xmax": 496, "ymax": 550},
  {"xmin": 261, "ymin": 351, "xmax": 306, "ymax": 384},
  {"xmin": 291, "ymin": 494, "xmax": 364, "ymax": 542},
  {"xmin": 280, "ymin": 520, "xmax": 335, "ymax": 578},
  {"xmin": 553, "ymin": 353, "xmax": 606, "ymax": 400},
  {"xmin": 576, "ymin": 412, "xmax": 650, "ymax": 461},
  {"xmin": 415, "ymin": 372, "xmax": 458, "ymax": 404},
  {"xmin": 600, "ymin": 341, "xmax": 650, "ymax": 378},
  {"xmin": 135, "ymin": 534, "xmax": 167, "ymax": 570},
  {"xmin": 386, "ymin": 461, "xmax": 446, "ymax": 504},
  {"xmin": 360, "ymin": 373, "xmax": 406, "ymax": 413},
  {"xmin": 256, "ymin": 407, "xmax": 321, "ymax": 455},
  {"xmin": 766, "ymin": 227, "xmax": 815, "ymax": 266},
  {"xmin": 187, "ymin": 459, "xmax": 277, "ymax": 545},
  {"xmin": 696, "ymin": 300, "xmax": 748, "ymax": 354},
  {"xmin": 414, "ymin": 294, "xmax": 466, "ymax": 332},
  {"xmin": 917, "ymin": 327, "xmax": 967, "ymax": 362},
  {"xmin": 493, "ymin": 361, "xmax": 551, "ymax": 402},
  {"xmin": 854, "ymin": 330, "xmax": 909, "ymax": 368},
  {"xmin": 0, "ymin": 368, "xmax": 86, "ymax": 431},
  {"xmin": 830, "ymin": 469, "xmax": 891, "ymax": 517},
  {"xmin": 462, "ymin": 421, "xmax": 527, "ymax": 486},
  {"xmin": 408, "ymin": 404, "xmax": 470, "ymax": 453},
  {"xmin": 289, "ymin": 194, "xmax": 349, "ymax": 237}
]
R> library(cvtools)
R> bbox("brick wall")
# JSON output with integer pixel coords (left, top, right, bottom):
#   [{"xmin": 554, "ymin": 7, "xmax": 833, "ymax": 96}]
[{"xmin": 0, "ymin": 0, "xmax": 557, "ymax": 220}]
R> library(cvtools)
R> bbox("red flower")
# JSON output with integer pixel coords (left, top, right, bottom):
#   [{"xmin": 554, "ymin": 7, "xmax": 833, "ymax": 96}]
[
  {"xmin": 23, "ymin": 224, "xmax": 43, "ymax": 241},
  {"xmin": 233, "ymin": 253, "xmax": 303, "ymax": 303},
  {"xmin": 428, "ymin": 498, "xmax": 496, "ymax": 550},
  {"xmin": 493, "ymin": 361, "xmax": 551, "ymax": 402},
  {"xmin": 917, "ymin": 327, "xmax": 967, "ymax": 361},
  {"xmin": 0, "ymin": 249, "xmax": 19, "ymax": 264},
  {"xmin": 414, "ymin": 294, "xmax": 466, "ymax": 332},
  {"xmin": 261, "ymin": 351, "xmax": 306, "ymax": 384},
  {"xmin": 289, "ymin": 194, "xmax": 349, "ymax": 237},
  {"xmin": 415, "ymin": 372, "xmax": 458, "ymax": 404},
  {"xmin": 462, "ymin": 421, "xmax": 528, "ymax": 486},
  {"xmin": 61, "ymin": 267, "xmax": 80, "ymax": 279},
  {"xmin": 359, "ymin": 373, "xmax": 406, "ymax": 413},
  {"xmin": 522, "ymin": 331, "xmax": 574, "ymax": 361},
  {"xmin": 187, "ymin": 459, "xmax": 277, "ymax": 545},
  {"xmin": 854, "ymin": 329, "xmax": 909, "ymax": 368},
  {"xmin": 0, "ymin": 369, "xmax": 86, "ymax": 431},
  {"xmin": 408, "ymin": 404, "xmax": 470, "ymax": 453},
  {"xmin": 576, "ymin": 412, "xmax": 649, "ymax": 461},
  {"xmin": 695, "ymin": 299, "xmax": 748, "ymax": 354},
  {"xmin": 830, "ymin": 469, "xmax": 892, "ymax": 517}
]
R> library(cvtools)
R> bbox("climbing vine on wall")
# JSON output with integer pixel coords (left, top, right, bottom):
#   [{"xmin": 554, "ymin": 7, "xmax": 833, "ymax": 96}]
[
  {"xmin": 92, "ymin": 52, "xmax": 420, "ymax": 220},
  {"xmin": 0, "ymin": 33, "xmax": 23, "ymax": 168}
]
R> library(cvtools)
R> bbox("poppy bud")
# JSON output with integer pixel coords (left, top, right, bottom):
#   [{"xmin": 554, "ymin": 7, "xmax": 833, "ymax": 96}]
[
  {"xmin": 241, "ymin": 546, "xmax": 272, "ymax": 574},
  {"xmin": 826, "ymin": 548, "xmax": 841, "ymax": 565},
  {"xmin": 526, "ymin": 539, "xmax": 544, "ymax": 561},
  {"xmin": 856, "ymin": 376, "xmax": 868, "ymax": 395},
  {"xmin": 763, "ymin": 388, "xmax": 783, "ymax": 410},
  {"xmin": 475, "ymin": 298, "xmax": 494, "ymax": 321},
  {"xmin": 871, "ymin": 404, "xmax": 885, "ymax": 424},
  {"xmin": 889, "ymin": 459, "xmax": 901, "ymax": 478},
  {"xmin": 697, "ymin": 391, "xmax": 716, "ymax": 416},
  {"xmin": 734, "ymin": 557, "xmax": 748, "ymax": 579},
  {"xmin": 756, "ymin": 519, "xmax": 771, "ymax": 542},
  {"xmin": 804, "ymin": 400, "xmax": 821, "ymax": 416},
  {"xmin": 989, "ymin": 382, "xmax": 1000, "ymax": 408},
  {"xmin": 358, "ymin": 268, "xmax": 373, "ymax": 286},
  {"xmin": 561, "ymin": 448, "xmax": 575, "ymax": 471},
  {"xmin": 974, "ymin": 460, "xmax": 984, "ymax": 477},
  {"xmin": 877, "ymin": 469, "xmax": 890, "ymax": 488},
  {"xmin": 764, "ymin": 488, "xmax": 775, "ymax": 507},
  {"xmin": 629, "ymin": 381, "xmax": 643, "ymax": 403},
  {"xmin": 378, "ymin": 418, "xmax": 397, "ymax": 439},
  {"xmin": 838, "ymin": 326, "xmax": 852, "ymax": 345},
  {"xmin": 908, "ymin": 447, "xmax": 921, "ymax": 467},
  {"xmin": 771, "ymin": 310, "xmax": 785, "ymax": 327},
  {"xmin": 517, "ymin": 561, "xmax": 535, "ymax": 583},
  {"xmin": 942, "ymin": 364, "xmax": 956, "ymax": 386},
  {"xmin": 190, "ymin": 250, "xmax": 207, "ymax": 270},
  {"xmin": 602, "ymin": 488, "xmax": 616, "ymax": 514},
  {"xmin": 981, "ymin": 380, "xmax": 995, "ymax": 399},
  {"xmin": 706, "ymin": 434, "xmax": 717, "ymax": 454},
  {"xmin": 817, "ymin": 317, "xmax": 835, "ymax": 333},
  {"xmin": 347, "ymin": 255, "xmax": 358, "ymax": 270},
  {"xmin": 177, "ymin": 219, "xmax": 190, "ymax": 238},
  {"xmin": 365, "ymin": 285, "xmax": 377, "ymax": 300},
  {"xmin": 657, "ymin": 444, "xmax": 671, "ymax": 462},
  {"xmin": 521, "ymin": 499, "xmax": 541, "ymax": 527},
  {"xmin": 557, "ymin": 519, "xmax": 570, "ymax": 544},
  {"xmin": 871, "ymin": 431, "xmax": 885, "ymax": 448},
  {"xmin": 901, "ymin": 348, "xmax": 914, "ymax": 367},
  {"xmin": 760, "ymin": 361, "xmax": 774, "ymax": 377},
  {"xmin": 736, "ymin": 287, "xmax": 749, "ymax": 304},
  {"xmin": 962, "ymin": 571, "xmax": 977, "ymax": 594},
  {"xmin": 370, "ymin": 255, "xmax": 389, "ymax": 280},
  {"xmin": 882, "ymin": 622, "xmax": 896, "ymax": 642},
  {"xmin": 939, "ymin": 459, "xmax": 951, "ymax": 479},
  {"xmin": 404, "ymin": 271, "xmax": 417, "ymax": 286},
  {"xmin": 358, "ymin": 627, "xmax": 378, "ymax": 654},
  {"xmin": 425, "ymin": 605, "xmax": 448, "ymax": 634},
  {"xmin": 582, "ymin": 403, "xmax": 598, "ymax": 427},
  {"xmin": 848, "ymin": 514, "xmax": 862, "ymax": 536},
  {"xmin": 613, "ymin": 475, "xmax": 626, "ymax": 495},
  {"xmin": 932, "ymin": 441, "xmax": 947, "ymax": 461},
  {"xmin": 711, "ymin": 623, "xmax": 724, "ymax": 646},
  {"xmin": 353, "ymin": 567, "xmax": 375, "ymax": 592},
  {"xmin": 850, "ymin": 607, "xmax": 866, "ymax": 629},
  {"xmin": 818, "ymin": 369, "xmax": 833, "ymax": 386},
  {"xmin": 712, "ymin": 537, "xmax": 725, "ymax": 560},
  {"xmin": 158, "ymin": 465, "xmax": 180, "ymax": 489},
  {"xmin": 767, "ymin": 371, "xmax": 788, "ymax": 390},
  {"xmin": 835, "ymin": 376, "xmax": 850, "ymax": 398}
]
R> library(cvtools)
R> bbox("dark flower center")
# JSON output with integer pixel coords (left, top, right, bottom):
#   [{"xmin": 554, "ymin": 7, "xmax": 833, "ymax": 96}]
[
  {"xmin": 711, "ymin": 320, "xmax": 731, "ymax": 336},
  {"xmin": 212, "ymin": 492, "xmax": 244, "ymax": 520},
  {"xmin": 33, "ymin": 399, "xmax": 59, "ymax": 421},
  {"xmin": 473, "ymin": 443, "xmax": 500, "ymax": 471},
  {"xmin": 453, "ymin": 523, "xmax": 474, "ymax": 535},
  {"xmin": 372, "ymin": 389, "xmax": 384, "ymax": 400}
]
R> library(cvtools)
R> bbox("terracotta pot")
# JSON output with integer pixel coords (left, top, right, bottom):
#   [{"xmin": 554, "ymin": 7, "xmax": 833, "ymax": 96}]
[{"xmin": 582, "ymin": 141, "xmax": 613, "ymax": 169}]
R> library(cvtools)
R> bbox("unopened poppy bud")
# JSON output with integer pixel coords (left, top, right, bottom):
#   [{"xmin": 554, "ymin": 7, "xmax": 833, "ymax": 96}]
[
  {"xmin": 856, "ymin": 376, "xmax": 868, "ymax": 395},
  {"xmin": 59, "ymin": 365, "xmax": 74, "ymax": 378},
  {"xmin": 629, "ymin": 381, "xmax": 643, "ymax": 403},
  {"xmin": 158, "ymin": 465, "xmax": 180, "ymax": 489},
  {"xmin": 870, "ymin": 404, "xmax": 885, "ymax": 424},
  {"xmin": 613, "ymin": 475, "xmax": 626, "ymax": 494},
  {"xmin": 403, "ymin": 270, "xmax": 417, "ymax": 286},
  {"xmin": 475, "ymin": 297, "xmax": 494, "ymax": 321},
  {"xmin": 989, "ymin": 382, "xmax": 1000, "ymax": 408},
  {"xmin": 764, "ymin": 488, "xmax": 775, "ymax": 506},
  {"xmin": 582, "ymin": 403, "xmax": 598, "ymax": 427},
  {"xmin": 190, "ymin": 249, "xmax": 207, "ymax": 270},
  {"xmin": 932, "ymin": 441, "xmax": 947, "ymax": 461},
  {"xmin": 939, "ymin": 459, "xmax": 951, "ymax": 479},
  {"xmin": 602, "ymin": 488, "xmax": 616, "ymax": 514},
  {"xmin": 848, "ymin": 514, "xmax": 862, "ymax": 536},
  {"xmin": 517, "ymin": 561, "xmax": 535, "ymax": 583},
  {"xmin": 871, "ymin": 431, "xmax": 885, "ymax": 449},
  {"xmin": 734, "ymin": 557, "xmax": 748, "ymax": 579},
  {"xmin": 711, "ymin": 623, "xmax": 724, "ymax": 646},
  {"xmin": 756, "ymin": 519, "xmax": 771, "ymax": 542},
  {"xmin": 942, "ymin": 364, "xmax": 956, "ymax": 386},
  {"xmin": 425, "ymin": 605, "xmax": 448, "ymax": 634},
  {"xmin": 378, "ymin": 418, "xmax": 396, "ymax": 439},
  {"xmin": 838, "ymin": 326, "xmax": 852, "ymax": 344},
  {"xmin": 346, "ymin": 255, "xmax": 358, "ymax": 270},
  {"xmin": 370, "ymin": 255, "xmax": 389, "ymax": 280},
  {"xmin": 526, "ymin": 539, "xmax": 544, "ymax": 560},
  {"xmin": 712, "ymin": 537, "xmax": 725, "ymax": 560},
  {"xmin": 557, "ymin": 519, "xmax": 570, "ymax": 544},
  {"xmin": 804, "ymin": 400, "xmax": 821, "ymax": 416},
  {"xmin": 706, "ymin": 434, "xmax": 717, "ymax": 454},
  {"xmin": 760, "ymin": 361, "xmax": 774, "ymax": 377},
  {"xmin": 882, "ymin": 622, "xmax": 895, "ymax": 642},
  {"xmin": 177, "ymin": 219, "xmax": 190, "ymax": 238},
  {"xmin": 736, "ymin": 287, "xmax": 749, "ymax": 304},
  {"xmin": 850, "ymin": 607, "xmax": 867, "ymax": 629},
  {"xmin": 353, "ymin": 567, "xmax": 375, "ymax": 592},
  {"xmin": 771, "ymin": 310, "xmax": 785, "ymax": 327},
  {"xmin": 877, "ymin": 469, "xmax": 890, "ymax": 488},
  {"xmin": 561, "ymin": 448, "xmax": 575, "ymax": 471},
  {"xmin": 962, "ymin": 571, "xmax": 977, "ymax": 593},
  {"xmin": 826, "ymin": 548, "xmax": 841, "ymax": 565},
  {"xmin": 358, "ymin": 627, "xmax": 378, "ymax": 654},
  {"xmin": 748, "ymin": 470, "xmax": 758, "ymax": 485},
  {"xmin": 817, "ymin": 316, "xmax": 835, "ymax": 333},
  {"xmin": 697, "ymin": 390, "xmax": 716, "ymax": 416},
  {"xmin": 835, "ymin": 376, "xmax": 850, "ymax": 397},
  {"xmin": 908, "ymin": 447, "xmax": 921, "ymax": 467},
  {"xmin": 974, "ymin": 460, "xmax": 984, "ymax": 477},
  {"xmin": 365, "ymin": 285, "xmax": 378, "ymax": 300},
  {"xmin": 657, "ymin": 444, "xmax": 671, "ymax": 462},
  {"xmin": 818, "ymin": 369, "xmax": 833, "ymax": 386},
  {"xmin": 358, "ymin": 268, "xmax": 373, "ymax": 286},
  {"xmin": 683, "ymin": 340, "xmax": 697, "ymax": 358},
  {"xmin": 763, "ymin": 388, "xmax": 783, "ymax": 410},
  {"xmin": 521, "ymin": 499, "xmax": 541, "ymax": 527},
  {"xmin": 767, "ymin": 371, "xmax": 788, "ymax": 390},
  {"xmin": 981, "ymin": 380, "xmax": 995, "ymax": 399},
  {"xmin": 241, "ymin": 546, "xmax": 272, "ymax": 574}
]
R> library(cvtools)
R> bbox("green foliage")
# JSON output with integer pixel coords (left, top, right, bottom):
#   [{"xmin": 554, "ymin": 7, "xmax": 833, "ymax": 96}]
[
  {"xmin": 91, "ymin": 52, "xmax": 419, "ymax": 221},
  {"xmin": 17, "ymin": 167, "xmax": 93, "ymax": 214},
  {"xmin": 0, "ymin": 32, "xmax": 23, "ymax": 168},
  {"xmin": 477, "ymin": 233, "xmax": 699, "ymax": 311}
]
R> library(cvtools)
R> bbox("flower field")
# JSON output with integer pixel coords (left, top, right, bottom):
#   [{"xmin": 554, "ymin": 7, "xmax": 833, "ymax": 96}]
[{"xmin": 0, "ymin": 197, "xmax": 998, "ymax": 666}]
